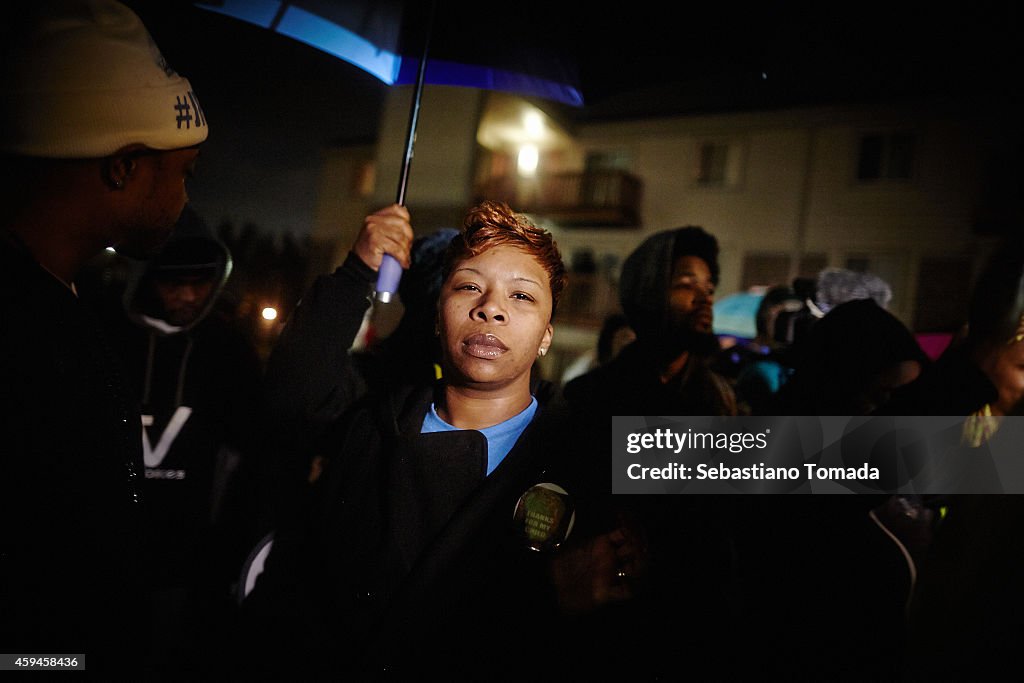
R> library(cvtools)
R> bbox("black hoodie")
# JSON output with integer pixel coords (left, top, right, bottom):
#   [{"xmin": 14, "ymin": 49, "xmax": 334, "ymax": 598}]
[
  {"xmin": 564, "ymin": 226, "xmax": 735, "ymax": 416},
  {"xmin": 99, "ymin": 208, "xmax": 267, "ymax": 669}
]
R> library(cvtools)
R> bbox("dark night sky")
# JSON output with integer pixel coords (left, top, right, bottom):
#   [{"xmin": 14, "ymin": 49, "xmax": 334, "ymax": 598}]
[{"xmin": 123, "ymin": 1, "xmax": 1022, "ymax": 238}]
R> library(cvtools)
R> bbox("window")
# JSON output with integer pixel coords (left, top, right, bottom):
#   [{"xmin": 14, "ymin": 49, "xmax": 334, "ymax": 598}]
[
  {"xmin": 585, "ymin": 150, "xmax": 631, "ymax": 172},
  {"xmin": 694, "ymin": 141, "xmax": 743, "ymax": 188},
  {"xmin": 697, "ymin": 143, "xmax": 729, "ymax": 185},
  {"xmin": 351, "ymin": 160, "xmax": 375, "ymax": 198},
  {"xmin": 741, "ymin": 253, "xmax": 827, "ymax": 290},
  {"xmin": 798, "ymin": 254, "xmax": 828, "ymax": 280},
  {"xmin": 914, "ymin": 256, "xmax": 972, "ymax": 332},
  {"xmin": 741, "ymin": 254, "xmax": 790, "ymax": 290},
  {"xmin": 857, "ymin": 132, "xmax": 916, "ymax": 181},
  {"xmin": 845, "ymin": 256, "xmax": 871, "ymax": 273}
]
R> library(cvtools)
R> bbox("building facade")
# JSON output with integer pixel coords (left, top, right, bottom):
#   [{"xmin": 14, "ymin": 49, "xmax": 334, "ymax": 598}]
[{"xmin": 310, "ymin": 86, "xmax": 1018, "ymax": 381}]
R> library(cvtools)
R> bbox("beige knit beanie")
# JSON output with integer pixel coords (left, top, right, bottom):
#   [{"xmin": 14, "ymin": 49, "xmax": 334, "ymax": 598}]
[{"xmin": 0, "ymin": 0, "xmax": 208, "ymax": 158}]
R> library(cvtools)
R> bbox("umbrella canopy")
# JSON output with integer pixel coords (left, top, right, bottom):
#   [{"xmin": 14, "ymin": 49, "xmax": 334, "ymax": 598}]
[
  {"xmin": 196, "ymin": 0, "xmax": 583, "ymax": 300},
  {"xmin": 197, "ymin": 0, "xmax": 583, "ymax": 106}
]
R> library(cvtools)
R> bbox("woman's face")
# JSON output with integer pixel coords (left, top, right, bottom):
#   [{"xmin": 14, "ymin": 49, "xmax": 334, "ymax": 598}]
[
  {"xmin": 982, "ymin": 340, "xmax": 1024, "ymax": 416},
  {"xmin": 439, "ymin": 245, "xmax": 553, "ymax": 391}
]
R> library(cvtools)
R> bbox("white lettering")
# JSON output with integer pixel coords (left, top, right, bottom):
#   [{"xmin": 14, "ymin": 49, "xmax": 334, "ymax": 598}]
[{"xmin": 142, "ymin": 406, "xmax": 193, "ymax": 467}]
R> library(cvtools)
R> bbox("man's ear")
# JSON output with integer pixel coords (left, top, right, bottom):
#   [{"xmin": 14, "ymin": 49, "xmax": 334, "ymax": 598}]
[
  {"xmin": 103, "ymin": 145, "xmax": 146, "ymax": 190},
  {"xmin": 102, "ymin": 154, "xmax": 136, "ymax": 190}
]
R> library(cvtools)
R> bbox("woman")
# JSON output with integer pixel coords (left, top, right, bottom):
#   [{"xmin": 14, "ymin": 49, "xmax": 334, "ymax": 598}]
[
  {"xmin": 882, "ymin": 238, "xmax": 1024, "ymax": 681},
  {"xmin": 240, "ymin": 202, "xmax": 642, "ymax": 680}
]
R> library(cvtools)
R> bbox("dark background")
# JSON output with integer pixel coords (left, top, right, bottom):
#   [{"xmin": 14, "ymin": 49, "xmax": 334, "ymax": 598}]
[{"xmin": 124, "ymin": 0, "xmax": 1023, "ymax": 238}]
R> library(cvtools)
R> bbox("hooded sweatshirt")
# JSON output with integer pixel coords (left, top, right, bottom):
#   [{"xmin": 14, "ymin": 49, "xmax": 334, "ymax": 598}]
[
  {"xmin": 564, "ymin": 226, "xmax": 736, "ymax": 416},
  {"xmin": 558, "ymin": 228, "xmax": 742, "ymax": 678},
  {"xmin": 109, "ymin": 207, "xmax": 265, "ymax": 591}
]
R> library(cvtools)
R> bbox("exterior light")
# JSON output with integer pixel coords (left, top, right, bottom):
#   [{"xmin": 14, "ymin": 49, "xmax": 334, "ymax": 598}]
[
  {"xmin": 524, "ymin": 110, "xmax": 544, "ymax": 138},
  {"xmin": 517, "ymin": 144, "xmax": 539, "ymax": 176}
]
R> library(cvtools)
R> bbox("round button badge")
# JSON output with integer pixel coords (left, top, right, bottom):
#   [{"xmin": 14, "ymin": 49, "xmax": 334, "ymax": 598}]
[{"xmin": 513, "ymin": 482, "xmax": 575, "ymax": 552}]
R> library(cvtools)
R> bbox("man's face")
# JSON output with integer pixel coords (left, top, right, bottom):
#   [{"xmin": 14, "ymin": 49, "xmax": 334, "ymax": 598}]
[
  {"xmin": 667, "ymin": 255, "xmax": 716, "ymax": 337},
  {"xmin": 114, "ymin": 147, "xmax": 200, "ymax": 258},
  {"xmin": 154, "ymin": 272, "xmax": 215, "ymax": 327},
  {"xmin": 438, "ymin": 245, "xmax": 553, "ymax": 392}
]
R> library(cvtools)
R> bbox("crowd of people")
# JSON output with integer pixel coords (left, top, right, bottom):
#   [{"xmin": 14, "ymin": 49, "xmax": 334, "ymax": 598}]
[{"xmin": 2, "ymin": 2, "xmax": 1021, "ymax": 681}]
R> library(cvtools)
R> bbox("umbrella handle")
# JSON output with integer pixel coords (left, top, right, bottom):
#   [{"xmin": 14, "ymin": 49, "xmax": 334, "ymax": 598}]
[
  {"xmin": 374, "ymin": 255, "xmax": 404, "ymax": 304},
  {"xmin": 374, "ymin": 0, "xmax": 437, "ymax": 304}
]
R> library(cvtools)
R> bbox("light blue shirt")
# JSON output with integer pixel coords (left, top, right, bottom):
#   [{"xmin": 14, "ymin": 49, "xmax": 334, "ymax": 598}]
[{"xmin": 421, "ymin": 397, "xmax": 539, "ymax": 475}]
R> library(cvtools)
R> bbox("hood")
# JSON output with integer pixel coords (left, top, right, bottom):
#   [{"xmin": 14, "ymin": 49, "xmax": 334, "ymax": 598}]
[
  {"xmin": 392, "ymin": 227, "xmax": 459, "ymax": 338},
  {"xmin": 618, "ymin": 226, "xmax": 719, "ymax": 344},
  {"xmin": 122, "ymin": 205, "xmax": 232, "ymax": 334},
  {"xmin": 780, "ymin": 298, "xmax": 930, "ymax": 414},
  {"xmin": 967, "ymin": 234, "xmax": 1024, "ymax": 347}
]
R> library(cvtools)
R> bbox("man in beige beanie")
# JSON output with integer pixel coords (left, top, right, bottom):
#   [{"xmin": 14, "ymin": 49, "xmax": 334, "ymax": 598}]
[{"xmin": 0, "ymin": 1, "xmax": 207, "ymax": 674}]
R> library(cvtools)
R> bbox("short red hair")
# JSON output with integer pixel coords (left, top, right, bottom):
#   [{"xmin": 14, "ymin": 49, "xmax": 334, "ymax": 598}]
[{"xmin": 442, "ymin": 201, "xmax": 567, "ymax": 317}]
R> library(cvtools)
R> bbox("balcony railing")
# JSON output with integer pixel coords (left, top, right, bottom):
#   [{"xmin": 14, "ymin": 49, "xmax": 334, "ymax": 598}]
[{"xmin": 474, "ymin": 170, "xmax": 642, "ymax": 228}]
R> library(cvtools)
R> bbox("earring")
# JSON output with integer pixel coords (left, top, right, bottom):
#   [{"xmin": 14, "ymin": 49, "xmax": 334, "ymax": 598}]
[
  {"xmin": 112, "ymin": 178, "xmax": 123, "ymax": 189},
  {"xmin": 538, "ymin": 348, "xmax": 547, "ymax": 357},
  {"xmin": 1009, "ymin": 313, "xmax": 1024, "ymax": 344}
]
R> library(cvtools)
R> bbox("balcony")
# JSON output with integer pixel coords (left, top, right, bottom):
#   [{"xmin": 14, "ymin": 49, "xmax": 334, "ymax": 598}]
[{"xmin": 474, "ymin": 170, "xmax": 643, "ymax": 228}]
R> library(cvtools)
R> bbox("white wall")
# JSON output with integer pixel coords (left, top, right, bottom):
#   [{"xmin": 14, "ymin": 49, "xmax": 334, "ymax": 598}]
[{"xmin": 557, "ymin": 103, "xmax": 990, "ymax": 327}]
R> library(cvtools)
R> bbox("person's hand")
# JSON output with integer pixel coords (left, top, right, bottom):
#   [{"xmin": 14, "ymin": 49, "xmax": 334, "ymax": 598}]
[
  {"xmin": 351, "ymin": 204, "xmax": 414, "ymax": 271},
  {"xmin": 549, "ymin": 518, "xmax": 649, "ymax": 615}
]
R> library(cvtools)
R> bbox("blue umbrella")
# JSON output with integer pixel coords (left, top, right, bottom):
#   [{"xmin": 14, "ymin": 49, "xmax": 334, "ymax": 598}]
[
  {"xmin": 196, "ymin": 0, "xmax": 583, "ymax": 302},
  {"xmin": 713, "ymin": 291, "xmax": 765, "ymax": 340}
]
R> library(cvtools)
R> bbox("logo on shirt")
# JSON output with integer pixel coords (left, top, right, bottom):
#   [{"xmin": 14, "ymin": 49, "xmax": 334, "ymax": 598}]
[{"xmin": 142, "ymin": 406, "xmax": 192, "ymax": 468}]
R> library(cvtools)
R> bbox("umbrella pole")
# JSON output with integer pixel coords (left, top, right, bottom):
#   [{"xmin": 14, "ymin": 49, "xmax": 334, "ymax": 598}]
[{"xmin": 374, "ymin": 0, "xmax": 437, "ymax": 303}]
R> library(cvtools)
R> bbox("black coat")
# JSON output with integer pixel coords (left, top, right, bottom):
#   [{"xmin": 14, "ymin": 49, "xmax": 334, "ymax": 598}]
[
  {"xmin": 0, "ymin": 232, "xmax": 147, "ymax": 674},
  {"xmin": 243, "ymin": 251, "xmax": 619, "ymax": 680},
  {"xmin": 239, "ymin": 382, "xmax": 596, "ymax": 680},
  {"xmin": 877, "ymin": 347, "xmax": 1020, "ymax": 681},
  {"xmin": 564, "ymin": 337, "xmax": 910, "ymax": 681}
]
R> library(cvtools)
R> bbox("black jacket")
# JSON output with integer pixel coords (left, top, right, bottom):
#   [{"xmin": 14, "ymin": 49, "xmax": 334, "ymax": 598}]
[
  {"xmin": 242, "ymin": 252, "xmax": 610, "ymax": 679},
  {"xmin": 877, "ymin": 346, "xmax": 1016, "ymax": 681},
  {"xmin": 241, "ymin": 382, "xmax": 591, "ymax": 680},
  {"xmin": 564, "ymin": 237, "xmax": 908, "ymax": 681},
  {"xmin": 0, "ymin": 231, "xmax": 147, "ymax": 674}
]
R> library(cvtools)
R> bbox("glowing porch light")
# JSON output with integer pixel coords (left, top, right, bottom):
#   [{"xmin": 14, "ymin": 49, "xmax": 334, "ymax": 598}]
[
  {"xmin": 517, "ymin": 144, "xmax": 539, "ymax": 176},
  {"xmin": 523, "ymin": 110, "xmax": 544, "ymax": 138}
]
